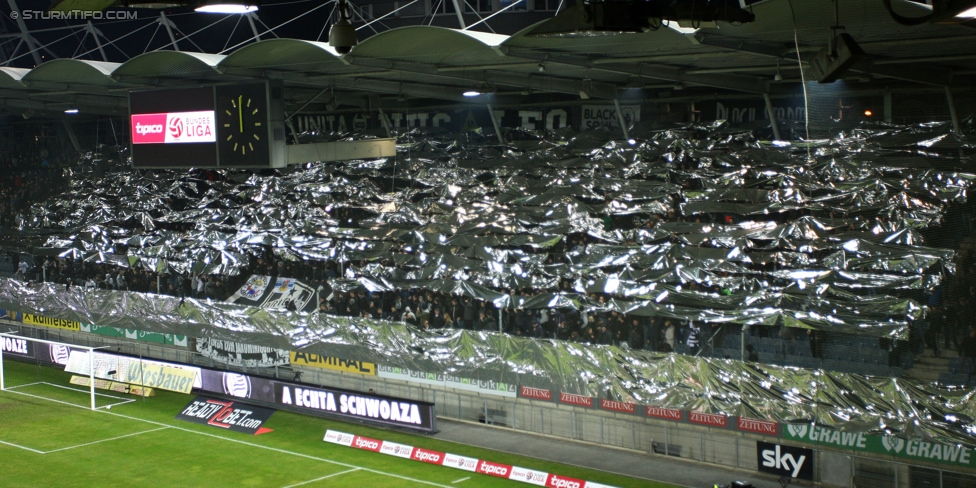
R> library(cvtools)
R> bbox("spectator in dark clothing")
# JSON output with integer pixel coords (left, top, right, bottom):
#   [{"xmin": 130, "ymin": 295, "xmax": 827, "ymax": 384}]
[
  {"xmin": 746, "ymin": 344, "xmax": 759, "ymax": 362},
  {"xmin": 475, "ymin": 311, "xmax": 494, "ymax": 331},
  {"xmin": 462, "ymin": 299, "xmax": 476, "ymax": 329}
]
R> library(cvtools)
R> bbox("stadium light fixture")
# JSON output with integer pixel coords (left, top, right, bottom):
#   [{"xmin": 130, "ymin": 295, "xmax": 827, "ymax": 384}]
[
  {"xmin": 64, "ymin": 108, "xmax": 79, "ymax": 114},
  {"xmin": 195, "ymin": 0, "xmax": 259, "ymax": 13}
]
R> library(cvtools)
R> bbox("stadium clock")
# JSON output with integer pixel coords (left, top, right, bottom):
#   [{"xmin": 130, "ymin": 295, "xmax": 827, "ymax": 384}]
[{"xmin": 215, "ymin": 83, "xmax": 271, "ymax": 166}]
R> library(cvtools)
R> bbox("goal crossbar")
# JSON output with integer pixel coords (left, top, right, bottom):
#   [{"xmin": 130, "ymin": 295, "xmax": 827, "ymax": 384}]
[{"xmin": 0, "ymin": 332, "xmax": 103, "ymax": 410}]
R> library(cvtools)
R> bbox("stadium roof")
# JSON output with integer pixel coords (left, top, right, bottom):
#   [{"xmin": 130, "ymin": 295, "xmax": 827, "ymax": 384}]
[{"xmin": 0, "ymin": 0, "xmax": 973, "ymax": 116}]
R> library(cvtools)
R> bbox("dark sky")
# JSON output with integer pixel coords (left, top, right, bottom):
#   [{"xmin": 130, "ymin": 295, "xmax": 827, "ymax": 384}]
[{"xmin": 0, "ymin": 0, "xmax": 354, "ymax": 67}]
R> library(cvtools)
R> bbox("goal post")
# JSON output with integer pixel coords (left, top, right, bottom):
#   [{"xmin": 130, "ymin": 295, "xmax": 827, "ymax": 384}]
[{"xmin": 0, "ymin": 332, "xmax": 100, "ymax": 410}]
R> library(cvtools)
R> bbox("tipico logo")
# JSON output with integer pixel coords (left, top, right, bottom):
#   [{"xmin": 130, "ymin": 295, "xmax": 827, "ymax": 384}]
[
  {"xmin": 788, "ymin": 424, "xmax": 808, "ymax": 438},
  {"xmin": 882, "ymin": 436, "xmax": 905, "ymax": 454}
]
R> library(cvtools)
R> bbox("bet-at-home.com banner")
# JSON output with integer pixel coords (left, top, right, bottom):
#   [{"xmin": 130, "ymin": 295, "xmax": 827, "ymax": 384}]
[{"xmin": 783, "ymin": 424, "xmax": 975, "ymax": 469}]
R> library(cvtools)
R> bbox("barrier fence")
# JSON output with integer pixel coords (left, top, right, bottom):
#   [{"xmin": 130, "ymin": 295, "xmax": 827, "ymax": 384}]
[{"xmin": 3, "ymin": 320, "xmax": 975, "ymax": 488}]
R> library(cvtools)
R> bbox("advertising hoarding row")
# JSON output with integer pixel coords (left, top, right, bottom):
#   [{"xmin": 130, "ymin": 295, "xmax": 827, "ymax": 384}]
[
  {"xmin": 325, "ymin": 429, "xmax": 617, "ymax": 488},
  {"xmin": 196, "ymin": 369, "xmax": 435, "ymax": 433}
]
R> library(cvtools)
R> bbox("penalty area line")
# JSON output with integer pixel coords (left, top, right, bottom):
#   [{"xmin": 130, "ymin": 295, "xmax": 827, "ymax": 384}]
[
  {"xmin": 3, "ymin": 388, "xmax": 453, "ymax": 488},
  {"xmin": 280, "ymin": 468, "xmax": 361, "ymax": 488},
  {"xmin": 452, "ymin": 476, "xmax": 470, "ymax": 484},
  {"xmin": 44, "ymin": 427, "xmax": 170, "ymax": 454},
  {"xmin": 0, "ymin": 438, "xmax": 46, "ymax": 454},
  {"xmin": 94, "ymin": 408, "xmax": 453, "ymax": 488}
]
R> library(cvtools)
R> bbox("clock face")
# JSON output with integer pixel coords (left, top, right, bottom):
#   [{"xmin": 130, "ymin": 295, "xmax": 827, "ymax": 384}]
[
  {"xmin": 223, "ymin": 94, "xmax": 262, "ymax": 155},
  {"xmin": 216, "ymin": 83, "xmax": 270, "ymax": 166}
]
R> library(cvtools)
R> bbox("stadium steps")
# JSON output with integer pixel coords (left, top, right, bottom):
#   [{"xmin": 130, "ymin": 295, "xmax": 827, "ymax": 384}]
[{"xmin": 903, "ymin": 349, "xmax": 953, "ymax": 383}]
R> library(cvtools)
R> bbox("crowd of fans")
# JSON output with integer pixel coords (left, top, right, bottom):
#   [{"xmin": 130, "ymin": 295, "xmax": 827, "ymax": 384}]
[
  {"xmin": 0, "ymin": 129, "xmax": 70, "ymax": 236},
  {"xmin": 3, "ymin": 124, "xmax": 976, "ymax": 377}
]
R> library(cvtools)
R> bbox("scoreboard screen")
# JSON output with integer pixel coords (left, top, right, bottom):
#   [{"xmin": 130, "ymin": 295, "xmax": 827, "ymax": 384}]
[
  {"xmin": 130, "ymin": 86, "xmax": 217, "ymax": 168},
  {"xmin": 129, "ymin": 83, "xmax": 281, "ymax": 168}
]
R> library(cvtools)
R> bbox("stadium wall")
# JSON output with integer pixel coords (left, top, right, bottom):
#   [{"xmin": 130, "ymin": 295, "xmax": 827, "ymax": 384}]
[{"xmin": 4, "ymin": 319, "xmax": 974, "ymax": 488}]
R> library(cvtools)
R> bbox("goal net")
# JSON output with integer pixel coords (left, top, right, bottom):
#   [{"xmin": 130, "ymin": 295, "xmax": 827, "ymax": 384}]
[{"xmin": 0, "ymin": 332, "xmax": 133, "ymax": 410}]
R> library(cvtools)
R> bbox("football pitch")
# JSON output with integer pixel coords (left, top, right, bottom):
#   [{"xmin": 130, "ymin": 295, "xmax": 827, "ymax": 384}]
[{"xmin": 0, "ymin": 360, "xmax": 675, "ymax": 488}]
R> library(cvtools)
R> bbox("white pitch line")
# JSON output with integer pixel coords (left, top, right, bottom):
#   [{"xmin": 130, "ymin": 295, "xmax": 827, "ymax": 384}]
[
  {"xmin": 0, "ymin": 438, "xmax": 46, "ymax": 454},
  {"xmin": 280, "ymin": 467, "xmax": 361, "ymax": 488},
  {"xmin": 44, "ymin": 427, "xmax": 170, "ymax": 454},
  {"xmin": 1, "ymin": 388, "xmax": 454, "ymax": 488},
  {"xmin": 451, "ymin": 476, "xmax": 470, "ymax": 484}
]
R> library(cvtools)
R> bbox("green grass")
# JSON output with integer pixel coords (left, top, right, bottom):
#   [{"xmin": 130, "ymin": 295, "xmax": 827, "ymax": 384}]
[{"xmin": 0, "ymin": 360, "xmax": 676, "ymax": 488}]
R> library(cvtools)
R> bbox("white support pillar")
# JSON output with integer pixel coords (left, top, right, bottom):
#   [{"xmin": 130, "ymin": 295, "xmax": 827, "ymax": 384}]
[
  {"xmin": 378, "ymin": 108, "xmax": 392, "ymax": 137},
  {"xmin": 946, "ymin": 86, "xmax": 960, "ymax": 134},
  {"xmin": 763, "ymin": 93, "xmax": 781, "ymax": 141},
  {"xmin": 883, "ymin": 91, "xmax": 892, "ymax": 124},
  {"xmin": 487, "ymin": 103, "xmax": 504, "ymax": 144},
  {"xmin": 451, "ymin": 0, "xmax": 467, "ymax": 28},
  {"xmin": 613, "ymin": 99, "xmax": 630, "ymax": 141},
  {"xmin": 159, "ymin": 12, "xmax": 180, "ymax": 52},
  {"xmin": 245, "ymin": 13, "xmax": 262, "ymax": 42},
  {"xmin": 7, "ymin": 0, "xmax": 42, "ymax": 66},
  {"xmin": 86, "ymin": 22, "xmax": 108, "ymax": 62},
  {"xmin": 89, "ymin": 349, "xmax": 96, "ymax": 410}
]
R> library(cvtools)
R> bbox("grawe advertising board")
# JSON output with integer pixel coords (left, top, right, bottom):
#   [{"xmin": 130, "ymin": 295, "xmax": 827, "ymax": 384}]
[
  {"xmin": 325, "ymin": 429, "xmax": 618, "ymax": 488},
  {"xmin": 377, "ymin": 365, "xmax": 516, "ymax": 398},
  {"xmin": 197, "ymin": 368, "xmax": 436, "ymax": 433},
  {"xmin": 783, "ymin": 423, "xmax": 976, "ymax": 469},
  {"xmin": 176, "ymin": 395, "xmax": 275, "ymax": 435},
  {"xmin": 79, "ymin": 323, "xmax": 187, "ymax": 348}
]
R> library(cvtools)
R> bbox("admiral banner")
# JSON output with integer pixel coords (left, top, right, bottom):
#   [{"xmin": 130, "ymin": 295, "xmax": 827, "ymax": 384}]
[
  {"xmin": 22, "ymin": 313, "xmax": 81, "ymax": 331},
  {"xmin": 377, "ymin": 365, "xmax": 516, "ymax": 398},
  {"xmin": 196, "ymin": 338, "xmax": 289, "ymax": 367},
  {"xmin": 289, "ymin": 352, "xmax": 376, "ymax": 375},
  {"xmin": 176, "ymin": 396, "xmax": 275, "ymax": 435},
  {"xmin": 80, "ymin": 324, "xmax": 187, "ymax": 348},
  {"xmin": 783, "ymin": 423, "xmax": 976, "ymax": 469},
  {"xmin": 197, "ymin": 368, "xmax": 436, "ymax": 433}
]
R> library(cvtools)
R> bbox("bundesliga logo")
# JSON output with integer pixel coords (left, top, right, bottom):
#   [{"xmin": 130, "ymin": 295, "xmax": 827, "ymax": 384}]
[{"xmin": 168, "ymin": 117, "xmax": 184, "ymax": 139}]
